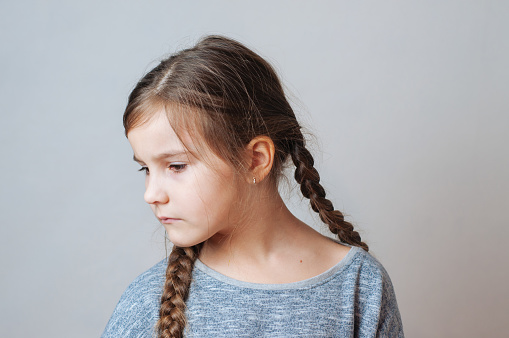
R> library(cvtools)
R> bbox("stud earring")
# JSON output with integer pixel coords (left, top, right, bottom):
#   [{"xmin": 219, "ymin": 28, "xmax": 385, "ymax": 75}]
[{"xmin": 253, "ymin": 177, "xmax": 256, "ymax": 184}]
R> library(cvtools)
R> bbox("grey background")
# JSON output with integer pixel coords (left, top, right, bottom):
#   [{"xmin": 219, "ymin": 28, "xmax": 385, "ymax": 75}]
[{"xmin": 1, "ymin": 1, "xmax": 508, "ymax": 337}]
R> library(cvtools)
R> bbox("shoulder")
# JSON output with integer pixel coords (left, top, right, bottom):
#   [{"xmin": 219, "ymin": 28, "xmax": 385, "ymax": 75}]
[
  {"xmin": 347, "ymin": 247, "xmax": 393, "ymax": 286},
  {"xmin": 101, "ymin": 259, "xmax": 167, "ymax": 338},
  {"xmin": 341, "ymin": 247, "xmax": 404, "ymax": 337},
  {"xmin": 321, "ymin": 246, "xmax": 398, "ymax": 306}
]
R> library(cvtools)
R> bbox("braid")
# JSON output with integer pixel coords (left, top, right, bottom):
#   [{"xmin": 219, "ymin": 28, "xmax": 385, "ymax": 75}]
[
  {"xmin": 157, "ymin": 244, "xmax": 202, "ymax": 338},
  {"xmin": 290, "ymin": 138, "xmax": 369, "ymax": 252}
]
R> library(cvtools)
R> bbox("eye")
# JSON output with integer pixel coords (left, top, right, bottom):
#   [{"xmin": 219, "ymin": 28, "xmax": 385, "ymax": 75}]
[
  {"xmin": 169, "ymin": 163, "xmax": 187, "ymax": 173},
  {"xmin": 138, "ymin": 167, "xmax": 149, "ymax": 175}
]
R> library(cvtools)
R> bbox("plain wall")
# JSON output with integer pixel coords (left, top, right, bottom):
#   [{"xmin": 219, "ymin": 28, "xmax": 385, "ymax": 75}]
[{"xmin": 0, "ymin": 1, "xmax": 507, "ymax": 337}]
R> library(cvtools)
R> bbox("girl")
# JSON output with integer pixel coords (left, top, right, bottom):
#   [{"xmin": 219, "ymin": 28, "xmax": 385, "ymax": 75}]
[{"xmin": 103, "ymin": 36, "xmax": 403, "ymax": 338}]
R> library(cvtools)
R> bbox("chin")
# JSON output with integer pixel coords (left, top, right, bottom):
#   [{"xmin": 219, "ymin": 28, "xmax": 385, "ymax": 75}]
[{"xmin": 166, "ymin": 232, "xmax": 206, "ymax": 248}]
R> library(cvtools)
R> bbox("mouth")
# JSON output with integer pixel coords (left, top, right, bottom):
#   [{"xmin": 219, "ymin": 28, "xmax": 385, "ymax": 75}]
[{"xmin": 158, "ymin": 217, "xmax": 182, "ymax": 224}]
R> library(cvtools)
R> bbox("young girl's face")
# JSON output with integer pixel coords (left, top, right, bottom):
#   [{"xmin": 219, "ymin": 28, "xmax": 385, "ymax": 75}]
[{"xmin": 127, "ymin": 110, "xmax": 240, "ymax": 247}]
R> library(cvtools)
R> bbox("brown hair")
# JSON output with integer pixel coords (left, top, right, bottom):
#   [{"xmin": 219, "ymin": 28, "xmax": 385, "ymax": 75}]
[{"xmin": 124, "ymin": 35, "xmax": 368, "ymax": 338}]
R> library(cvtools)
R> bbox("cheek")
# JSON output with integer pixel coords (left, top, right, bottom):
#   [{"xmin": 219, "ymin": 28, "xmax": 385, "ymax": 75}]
[
  {"xmin": 210, "ymin": 178, "xmax": 240, "ymax": 217},
  {"xmin": 190, "ymin": 178, "xmax": 221, "ymax": 213},
  {"xmin": 192, "ymin": 167, "xmax": 237, "ymax": 216}
]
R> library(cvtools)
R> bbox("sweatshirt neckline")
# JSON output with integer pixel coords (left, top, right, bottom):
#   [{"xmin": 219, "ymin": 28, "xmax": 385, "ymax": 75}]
[{"xmin": 194, "ymin": 245, "xmax": 361, "ymax": 290}]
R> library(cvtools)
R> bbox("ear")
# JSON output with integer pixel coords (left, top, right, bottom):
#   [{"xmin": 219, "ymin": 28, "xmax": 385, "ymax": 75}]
[{"xmin": 244, "ymin": 136, "xmax": 275, "ymax": 184}]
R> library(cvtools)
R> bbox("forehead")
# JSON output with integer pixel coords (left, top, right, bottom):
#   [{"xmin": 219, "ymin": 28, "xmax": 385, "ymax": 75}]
[
  {"xmin": 127, "ymin": 110, "xmax": 215, "ymax": 165},
  {"xmin": 127, "ymin": 111, "xmax": 187, "ymax": 153},
  {"xmin": 127, "ymin": 110, "xmax": 177, "ymax": 139}
]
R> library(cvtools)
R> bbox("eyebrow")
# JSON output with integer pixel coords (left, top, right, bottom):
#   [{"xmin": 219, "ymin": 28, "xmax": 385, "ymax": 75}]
[{"xmin": 132, "ymin": 151, "xmax": 188, "ymax": 164}]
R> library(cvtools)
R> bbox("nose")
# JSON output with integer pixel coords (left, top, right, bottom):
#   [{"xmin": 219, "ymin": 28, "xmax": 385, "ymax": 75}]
[{"xmin": 144, "ymin": 174, "xmax": 169, "ymax": 205}]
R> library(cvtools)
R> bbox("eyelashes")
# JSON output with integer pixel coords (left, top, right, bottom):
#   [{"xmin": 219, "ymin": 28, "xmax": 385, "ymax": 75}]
[
  {"xmin": 137, "ymin": 164, "xmax": 187, "ymax": 175},
  {"xmin": 169, "ymin": 164, "xmax": 187, "ymax": 173}
]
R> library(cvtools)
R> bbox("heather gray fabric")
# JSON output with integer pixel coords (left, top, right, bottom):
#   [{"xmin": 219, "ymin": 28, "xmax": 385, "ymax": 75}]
[{"xmin": 102, "ymin": 246, "xmax": 404, "ymax": 337}]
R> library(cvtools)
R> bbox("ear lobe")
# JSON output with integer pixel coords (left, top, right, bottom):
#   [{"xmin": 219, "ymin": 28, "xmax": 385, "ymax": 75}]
[{"xmin": 245, "ymin": 136, "xmax": 275, "ymax": 184}]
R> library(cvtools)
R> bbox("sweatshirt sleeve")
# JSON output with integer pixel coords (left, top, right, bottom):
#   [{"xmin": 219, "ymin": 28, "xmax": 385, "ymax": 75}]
[{"xmin": 354, "ymin": 254, "xmax": 404, "ymax": 338}]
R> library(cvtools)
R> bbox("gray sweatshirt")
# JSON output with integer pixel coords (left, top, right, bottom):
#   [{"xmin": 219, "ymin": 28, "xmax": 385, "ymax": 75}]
[{"xmin": 102, "ymin": 246, "xmax": 404, "ymax": 337}]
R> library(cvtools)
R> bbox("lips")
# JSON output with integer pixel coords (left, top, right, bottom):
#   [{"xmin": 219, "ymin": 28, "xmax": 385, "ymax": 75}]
[{"xmin": 158, "ymin": 217, "xmax": 181, "ymax": 224}]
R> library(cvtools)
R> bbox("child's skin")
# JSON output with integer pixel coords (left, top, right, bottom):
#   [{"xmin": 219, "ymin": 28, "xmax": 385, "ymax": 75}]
[{"xmin": 128, "ymin": 110, "xmax": 350, "ymax": 284}]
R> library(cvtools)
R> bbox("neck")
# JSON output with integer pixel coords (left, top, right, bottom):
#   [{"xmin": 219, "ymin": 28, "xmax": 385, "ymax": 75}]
[
  {"xmin": 199, "ymin": 186, "xmax": 320, "ymax": 268},
  {"xmin": 197, "ymin": 184, "xmax": 352, "ymax": 284}
]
